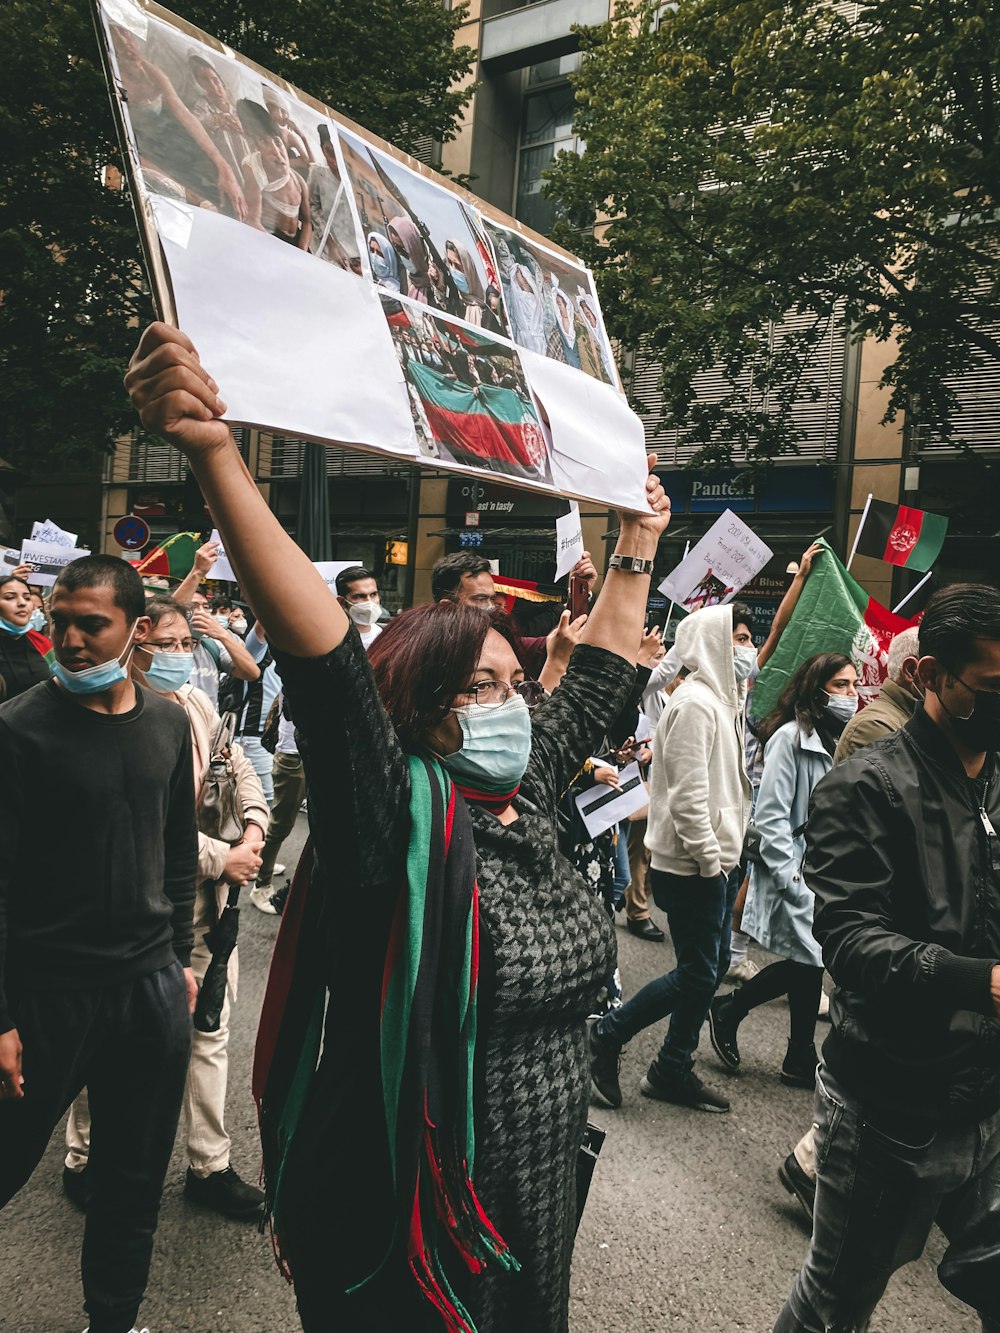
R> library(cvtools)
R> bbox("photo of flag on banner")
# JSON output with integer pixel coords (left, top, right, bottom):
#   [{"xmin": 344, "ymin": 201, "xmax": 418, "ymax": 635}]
[
  {"xmin": 752, "ymin": 539, "xmax": 919, "ymax": 719},
  {"xmin": 852, "ymin": 497, "xmax": 948, "ymax": 571}
]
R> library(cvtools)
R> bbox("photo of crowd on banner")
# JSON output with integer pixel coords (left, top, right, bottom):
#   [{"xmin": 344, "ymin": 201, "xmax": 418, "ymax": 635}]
[
  {"xmin": 382, "ymin": 295, "xmax": 551, "ymax": 484},
  {"xmin": 104, "ymin": 13, "xmax": 361, "ymax": 270}
]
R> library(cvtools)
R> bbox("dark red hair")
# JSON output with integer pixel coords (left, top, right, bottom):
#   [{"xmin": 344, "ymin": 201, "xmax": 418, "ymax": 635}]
[{"xmin": 367, "ymin": 603, "xmax": 520, "ymax": 751}]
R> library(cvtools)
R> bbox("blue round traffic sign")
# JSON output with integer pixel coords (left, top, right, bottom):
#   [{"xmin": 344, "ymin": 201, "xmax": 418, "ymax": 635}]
[{"xmin": 113, "ymin": 514, "xmax": 151, "ymax": 551}]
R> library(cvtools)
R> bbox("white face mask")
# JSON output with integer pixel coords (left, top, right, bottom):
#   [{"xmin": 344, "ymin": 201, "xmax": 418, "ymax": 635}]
[
  {"xmin": 733, "ymin": 645, "xmax": 757, "ymax": 684},
  {"xmin": 229, "ymin": 617, "xmax": 247, "ymax": 633},
  {"xmin": 825, "ymin": 691, "xmax": 859, "ymax": 723},
  {"xmin": 348, "ymin": 600, "xmax": 381, "ymax": 629}
]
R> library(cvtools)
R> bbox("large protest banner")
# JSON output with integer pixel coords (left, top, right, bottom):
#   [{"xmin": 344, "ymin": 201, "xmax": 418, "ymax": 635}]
[{"xmin": 92, "ymin": 0, "xmax": 649, "ymax": 511}]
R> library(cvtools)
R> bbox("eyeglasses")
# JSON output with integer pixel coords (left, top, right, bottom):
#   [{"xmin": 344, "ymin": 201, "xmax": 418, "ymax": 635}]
[
  {"xmin": 146, "ymin": 638, "xmax": 195, "ymax": 653},
  {"xmin": 462, "ymin": 679, "xmax": 545, "ymax": 709}
]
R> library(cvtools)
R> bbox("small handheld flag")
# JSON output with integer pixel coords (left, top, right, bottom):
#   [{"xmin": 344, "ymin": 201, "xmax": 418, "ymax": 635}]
[{"xmin": 850, "ymin": 497, "xmax": 947, "ymax": 572}]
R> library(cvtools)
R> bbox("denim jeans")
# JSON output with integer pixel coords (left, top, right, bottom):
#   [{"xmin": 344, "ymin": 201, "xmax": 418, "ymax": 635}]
[
  {"xmin": 611, "ymin": 822, "xmax": 631, "ymax": 910},
  {"xmin": 773, "ymin": 1064, "xmax": 1000, "ymax": 1332},
  {"xmin": 599, "ymin": 866, "xmax": 740, "ymax": 1075},
  {"xmin": 240, "ymin": 734, "xmax": 274, "ymax": 805}
]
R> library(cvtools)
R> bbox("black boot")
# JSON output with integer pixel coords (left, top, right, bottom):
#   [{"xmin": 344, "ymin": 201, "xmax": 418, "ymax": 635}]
[
  {"xmin": 708, "ymin": 993, "xmax": 742, "ymax": 1069},
  {"xmin": 588, "ymin": 1017, "xmax": 624, "ymax": 1108},
  {"xmin": 780, "ymin": 1040, "xmax": 818, "ymax": 1088}
]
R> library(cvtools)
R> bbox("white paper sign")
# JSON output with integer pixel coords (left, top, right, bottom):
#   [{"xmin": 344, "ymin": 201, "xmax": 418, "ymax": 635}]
[
  {"xmin": 20, "ymin": 540, "xmax": 91, "ymax": 587},
  {"xmin": 1, "ymin": 546, "xmax": 21, "ymax": 572},
  {"xmin": 313, "ymin": 560, "xmax": 364, "ymax": 597},
  {"xmin": 554, "ymin": 502, "xmax": 584, "ymax": 581},
  {"xmin": 208, "ymin": 530, "xmax": 238, "ymax": 584},
  {"xmin": 574, "ymin": 761, "xmax": 648, "ymax": 839},
  {"xmin": 657, "ymin": 510, "xmax": 773, "ymax": 611},
  {"xmin": 30, "ymin": 519, "xmax": 77, "ymax": 550}
]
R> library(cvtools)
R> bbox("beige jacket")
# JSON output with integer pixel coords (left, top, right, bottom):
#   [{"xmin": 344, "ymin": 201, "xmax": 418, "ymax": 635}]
[{"xmin": 176, "ymin": 684, "xmax": 269, "ymax": 884}]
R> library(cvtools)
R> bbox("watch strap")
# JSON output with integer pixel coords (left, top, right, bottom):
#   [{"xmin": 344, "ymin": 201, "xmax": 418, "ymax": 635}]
[{"xmin": 609, "ymin": 553, "xmax": 655, "ymax": 576}]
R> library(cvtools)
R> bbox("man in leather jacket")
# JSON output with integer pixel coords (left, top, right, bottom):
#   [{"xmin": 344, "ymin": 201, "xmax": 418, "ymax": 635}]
[{"xmin": 775, "ymin": 584, "xmax": 1000, "ymax": 1333}]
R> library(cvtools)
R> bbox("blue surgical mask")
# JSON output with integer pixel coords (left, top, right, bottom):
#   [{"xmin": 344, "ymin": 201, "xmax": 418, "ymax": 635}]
[
  {"xmin": 28, "ymin": 608, "xmax": 46, "ymax": 632},
  {"xmin": 825, "ymin": 691, "xmax": 859, "ymax": 723},
  {"xmin": 144, "ymin": 650, "xmax": 195, "ymax": 693},
  {"xmin": 51, "ymin": 624, "xmax": 138, "ymax": 696},
  {"xmin": 0, "ymin": 615, "xmax": 31, "ymax": 637},
  {"xmin": 439, "ymin": 694, "xmax": 532, "ymax": 792},
  {"xmin": 450, "ymin": 268, "xmax": 469, "ymax": 295},
  {"xmin": 215, "ymin": 613, "xmax": 230, "ymax": 626},
  {"xmin": 399, "ymin": 254, "xmax": 416, "ymax": 275},
  {"xmin": 370, "ymin": 253, "xmax": 390, "ymax": 279}
]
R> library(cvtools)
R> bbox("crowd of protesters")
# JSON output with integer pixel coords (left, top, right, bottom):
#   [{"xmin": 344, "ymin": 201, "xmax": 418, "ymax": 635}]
[{"xmin": 0, "ymin": 321, "xmax": 997, "ymax": 1333}]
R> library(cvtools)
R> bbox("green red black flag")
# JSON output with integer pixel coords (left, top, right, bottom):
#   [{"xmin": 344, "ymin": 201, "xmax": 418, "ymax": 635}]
[{"xmin": 854, "ymin": 498, "xmax": 947, "ymax": 571}]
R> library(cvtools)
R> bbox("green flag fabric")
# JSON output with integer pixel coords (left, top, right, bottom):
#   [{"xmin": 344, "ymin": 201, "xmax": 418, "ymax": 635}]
[{"xmin": 751, "ymin": 539, "xmax": 917, "ymax": 720}]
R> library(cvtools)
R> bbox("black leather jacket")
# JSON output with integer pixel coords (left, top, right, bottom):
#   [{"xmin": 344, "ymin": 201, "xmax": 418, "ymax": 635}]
[{"xmin": 805, "ymin": 707, "xmax": 1000, "ymax": 1126}]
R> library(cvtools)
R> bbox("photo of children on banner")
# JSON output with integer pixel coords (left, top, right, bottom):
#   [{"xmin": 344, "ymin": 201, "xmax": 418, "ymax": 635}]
[
  {"xmin": 658, "ymin": 510, "xmax": 773, "ymax": 613},
  {"xmin": 337, "ymin": 128, "xmax": 510, "ymax": 335},
  {"xmin": 383, "ymin": 295, "xmax": 551, "ymax": 484},
  {"xmin": 480, "ymin": 219, "xmax": 618, "ymax": 388}
]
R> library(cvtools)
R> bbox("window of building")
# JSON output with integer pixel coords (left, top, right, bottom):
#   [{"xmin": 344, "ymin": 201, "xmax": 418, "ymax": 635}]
[{"xmin": 514, "ymin": 55, "xmax": 582, "ymax": 236}]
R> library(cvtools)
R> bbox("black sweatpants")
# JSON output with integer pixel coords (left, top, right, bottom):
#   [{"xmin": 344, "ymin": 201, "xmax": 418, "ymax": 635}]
[{"xmin": 0, "ymin": 963, "xmax": 192, "ymax": 1333}]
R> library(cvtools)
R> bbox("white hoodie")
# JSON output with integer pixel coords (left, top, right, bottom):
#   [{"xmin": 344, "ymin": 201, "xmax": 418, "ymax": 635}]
[{"xmin": 645, "ymin": 604, "xmax": 751, "ymax": 879}]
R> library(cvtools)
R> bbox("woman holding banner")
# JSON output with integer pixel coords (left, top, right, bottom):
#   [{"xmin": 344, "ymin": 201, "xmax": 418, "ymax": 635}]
[{"xmin": 124, "ymin": 320, "xmax": 670, "ymax": 1333}]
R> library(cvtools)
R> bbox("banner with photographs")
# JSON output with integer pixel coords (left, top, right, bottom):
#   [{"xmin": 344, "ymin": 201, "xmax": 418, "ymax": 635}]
[{"xmin": 93, "ymin": 0, "xmax": 649, "ymax": 512}]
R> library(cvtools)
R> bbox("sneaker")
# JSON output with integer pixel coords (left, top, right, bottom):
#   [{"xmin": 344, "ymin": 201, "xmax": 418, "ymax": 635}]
[
  {"xmin": 269, "ymin": 880, "xmax": 290, "ymax": 915},
  {"xmin": 780, "ymin": 1040, "xmax": 818, "ymax": 1089},
  {"xmin": 708, "ymin": 993, "xmax": 742, "ymax": 1069},
  {"xmin": 818, "ymin": 988, "xmax": 831, "ymax": 1020},
  {"xmin": 249, "ymin": 882, "xmax": 278, "ymax": 915},
  {"xmin": 184, "ymin": 1166, "xmax": 264, "ymax": 1220},
  {"xmin": 639, "ymin": 1064, "xmax": 730, "ymax": 1113},
  {"xmin": 778, "ymin": 1151, "xmax": 816, "ymax": 1219},
  {"xmin": 724, "ymin": 957, "xmax": 759, "ymax": 985},
  {"xmin": 588, "ymin": 1017, "xmax": 624, "ymax": 1109},
  {"xmin": 273, "ymin": 862, "xmax": 286, "ymax": 875},
  {"xmin": 62, "ymin": 1164, "xmax": 92, "ymax": 1212}
]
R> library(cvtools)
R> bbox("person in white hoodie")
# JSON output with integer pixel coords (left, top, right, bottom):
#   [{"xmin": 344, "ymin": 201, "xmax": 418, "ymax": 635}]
[{"xmin": 590, "ymin": 602, "xmax": 755, "ymax": 1112}]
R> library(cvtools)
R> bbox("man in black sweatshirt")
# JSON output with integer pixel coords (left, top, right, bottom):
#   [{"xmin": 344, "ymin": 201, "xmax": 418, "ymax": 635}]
[{"xmin": 0, "ymin": 555, "xmax": 198, "ymax": 1333}]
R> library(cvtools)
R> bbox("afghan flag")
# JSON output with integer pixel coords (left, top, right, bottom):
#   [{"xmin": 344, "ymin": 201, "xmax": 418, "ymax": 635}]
[
  {"xmin": 751, "ymin": 538, "xmax": 919, "ymax": 720},
  {"xmin": 407, "ymin": 361, "xmax": 547, "ymax": 476},
  {"xmin": 135, "ymin": 531, "xmax": 200, "ymax": 579},
  {"xmin": 853, "ymin": 497, "xmax": 947, "ymax": 571}
]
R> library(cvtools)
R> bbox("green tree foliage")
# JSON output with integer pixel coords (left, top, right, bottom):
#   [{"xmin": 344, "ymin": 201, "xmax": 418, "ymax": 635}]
[
  {"xmin": 0, "ymin": 0, "xmax": 474, "ymax": 470},
  {"xmin": 547, "ymin": 0, "xmax": 1000, "ymax": 468}
]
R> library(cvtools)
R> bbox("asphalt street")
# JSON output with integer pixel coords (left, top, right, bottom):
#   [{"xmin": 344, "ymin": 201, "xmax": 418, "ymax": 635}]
[{"xmin": 1, "ymin": 811, "xmax": 977, "ymax": 1332}]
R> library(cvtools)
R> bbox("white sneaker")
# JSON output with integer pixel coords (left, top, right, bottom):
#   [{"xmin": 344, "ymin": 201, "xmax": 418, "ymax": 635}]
[
  {"xmin": 818, "ymin": 989, "xmax": 831, "ymax": 1019},
  {"xmin": 725, "ymin": 958, "xmax": 759, "ymax": 985},
  {"xmin": 273, "ymin": 863, "xmax": 286, "ymax": 875},
  {"xmin": 249, "ymin": 882, "xmax": 278, "ymax": 915}
]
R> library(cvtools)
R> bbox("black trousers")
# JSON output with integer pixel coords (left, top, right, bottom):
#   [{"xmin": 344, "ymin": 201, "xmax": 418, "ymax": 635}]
[{"xmin": 0, "ymin": 963, "xmax": 191, "ymax": 1333}]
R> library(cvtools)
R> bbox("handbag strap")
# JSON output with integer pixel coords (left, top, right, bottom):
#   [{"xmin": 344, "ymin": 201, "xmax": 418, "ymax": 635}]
[{"xmin": 210, "ymin": 710, "xmax": 238, "ymax": 762}]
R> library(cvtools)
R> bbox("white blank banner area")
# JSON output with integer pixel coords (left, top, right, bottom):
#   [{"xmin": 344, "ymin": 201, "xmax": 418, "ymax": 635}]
[
  {"xmin": 154, "ymin": 199, "xmax": 418, "ymax": 458},
  {"xmin": 519, "ymin": 350, "xmax": 649, "ymax": 512}
]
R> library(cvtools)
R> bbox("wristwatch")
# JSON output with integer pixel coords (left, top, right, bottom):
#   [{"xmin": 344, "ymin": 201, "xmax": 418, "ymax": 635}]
[{"xmin": 608, "ymin": 554, "xmax": 655, "ymax": 576}]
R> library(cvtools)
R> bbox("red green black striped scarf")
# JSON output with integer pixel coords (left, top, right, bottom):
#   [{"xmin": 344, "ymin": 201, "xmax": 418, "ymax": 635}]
[{"xmin": 253, "ymin": 754, "xmax": 517, "ymax": 1330}]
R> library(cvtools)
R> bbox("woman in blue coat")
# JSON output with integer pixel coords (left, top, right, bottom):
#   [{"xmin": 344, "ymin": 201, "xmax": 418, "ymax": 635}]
[{"xmin": 708, "ymin": 653, "xmax": 858, "ymax": 1087}]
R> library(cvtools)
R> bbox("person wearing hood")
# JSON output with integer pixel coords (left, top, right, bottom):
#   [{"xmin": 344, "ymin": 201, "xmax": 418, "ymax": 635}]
[
  {"xmin": 590, "ymin": 602, "xmax": 756, "ymax": 1113},
  {"xmin": 547, "ymin": 288, "xmax": 582, "ymax": 371},
  {"xmin": 367, "ymin": 231, "xmax": 401, "ymax": 293},
  {"xmin": 506, "ymin": 261, "xmax": 547, "ymax": 355},
  {"xmin": 444, "ymin": 238, "xmax": 487, "ymax": 325},
  {"xmin": 707, "ymin": 652, "xmax": 857, "ymax": 1091},
  {"xmin": 386, "ymin": 215, "xmax": 431, "ymax": 303}
]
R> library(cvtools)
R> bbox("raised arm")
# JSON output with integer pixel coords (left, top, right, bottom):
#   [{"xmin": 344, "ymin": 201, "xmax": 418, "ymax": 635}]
[
  {"xmin": 125, "ymin": 323, "xmax": 347, "ymax": 659},
  {"xmin": 757, "ymin": 543, "xmax": 820, "ymax": 669},
  {"xmin": 579, "ymin": 454, "xmax": 671, "ymax": 664}
]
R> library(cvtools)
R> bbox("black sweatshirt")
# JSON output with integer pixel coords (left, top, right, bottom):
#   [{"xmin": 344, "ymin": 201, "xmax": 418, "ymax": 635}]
[{"xmin": 0, "ymin": 680, "xmax": 198, "ymax": 1034}]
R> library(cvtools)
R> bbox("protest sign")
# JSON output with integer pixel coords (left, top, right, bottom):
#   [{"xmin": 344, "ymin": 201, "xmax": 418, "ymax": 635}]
[
  {"xmin": 554, "ymin": 502, "xmax": 584, "ymax": 581},
  {"xmin": 313, "ymin": 561, "xmax": 363, "ymax": 597},
  {"xmin": 658, "ymin": 511, "xmax": 773, "ymax": 611},
  {"xmin": 207, "ymin": 530, "xmax": 238, "ymax": 584},
  {"xmin": 574, "ymin": 762, "xmax": 649, "ymax": 840},
  {"xmin": 93, "ymin": 0, "xmax": 649, "ymax": 513},
  {"xmin": 30, "ymin": 519, "xmax": 77, "ymax": 550},
  {"xmin": 1, "ymin": 547, "xmax": 21, "ymax": 573},
  {"xmin": 20, "ymin": 540, "xmax": 91, "ymax": 587}
]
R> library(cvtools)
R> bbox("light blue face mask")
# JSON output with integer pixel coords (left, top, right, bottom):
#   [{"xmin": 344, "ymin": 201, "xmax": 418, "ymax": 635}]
[
  {"xmin": 450, "ymin": 267, "xmax": 470, "ymax": 295},
  {"xmin": 370, "ymin": 253, "xmax": 390, "ymax": 279},
  {"xmin": 439, "ymin": 694, "xmax": 532, "ymax": 792},
  {"xmin": 50, "ymin": 625, "xmax": 137, "ymax": 696},
  {"xmin": 399, "ymin": 254, "xmax": 416, "ymax": 275},
  {"xmin": 144, "ymin": 650, "xmax": 195, "ymax": 693},
  {"xmin": 0, "ymin": 615, "xmax": 31, "ymax": 636},
  {"xmin": 28, "ymin": 608, "xmax": 46, "ymax": 632}
]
